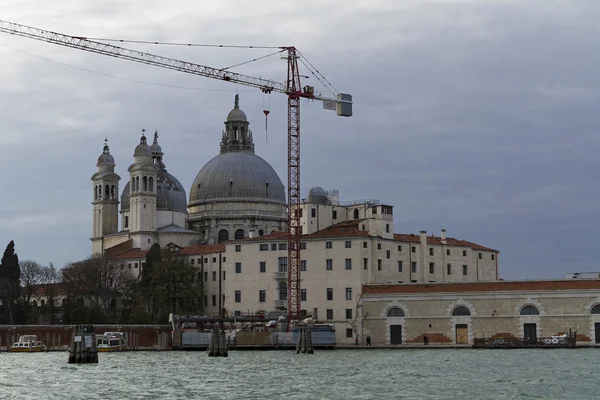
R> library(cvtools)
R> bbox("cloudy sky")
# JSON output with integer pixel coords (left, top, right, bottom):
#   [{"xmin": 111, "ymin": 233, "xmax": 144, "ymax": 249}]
[{"xmin": 0, "ymin": 0, "xmax": 599, "ymax": 279}]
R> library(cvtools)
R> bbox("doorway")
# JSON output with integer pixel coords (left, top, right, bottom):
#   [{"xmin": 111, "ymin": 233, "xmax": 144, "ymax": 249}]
[
  {"xmin": 455, "ymin": 324, "xmax": 468, "ymax": 344},
  {"xmin": 524, "ymin": 323, "xmax": 537, "ymax": 343},
  {"xmin": 390, "ymin": 325, "xmax": 402, "ymax": 345}
]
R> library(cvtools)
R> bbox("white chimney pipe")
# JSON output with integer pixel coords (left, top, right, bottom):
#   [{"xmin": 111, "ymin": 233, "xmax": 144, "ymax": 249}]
[
  {"xmin": 420, "ymin": 230, "xmax": 427, "ymax": 245},
  {"xmin": 441, "ymin": 229, "xmax": 446, "ymax": 240}
]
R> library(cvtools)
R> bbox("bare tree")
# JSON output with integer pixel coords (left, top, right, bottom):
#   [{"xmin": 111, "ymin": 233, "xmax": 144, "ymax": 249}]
[
  {"xmin": 62, "ymin": 255, "xmax": 133, "ymax": 316},
  {"xmin": 20, "ymin": 260, "xmax": 44, "ymax": 303}
]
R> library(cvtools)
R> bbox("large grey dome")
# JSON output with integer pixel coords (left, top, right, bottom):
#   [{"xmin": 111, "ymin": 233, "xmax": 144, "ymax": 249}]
[
  {"xmin": 121, "ymin": 168, "xmax": 187, "ymax": 212},
  {"xmin": 308, "ymin": 186, "xmax": 328, "ymax": 205},
  {"xmin": 189, "ymin": 152, "xmax": 285, "ymax": 204}
]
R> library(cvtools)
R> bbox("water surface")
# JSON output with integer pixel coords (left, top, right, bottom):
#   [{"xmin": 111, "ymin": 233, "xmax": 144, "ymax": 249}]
[{"xmin": 0, "ymin": 349, "xmax": 596, "ymax": 399}]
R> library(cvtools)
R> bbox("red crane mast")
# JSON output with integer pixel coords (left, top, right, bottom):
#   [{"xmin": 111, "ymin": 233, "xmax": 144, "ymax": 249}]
[{"xmin": 0, "ymin": 20, "xmax": 353, "ymax": 321}]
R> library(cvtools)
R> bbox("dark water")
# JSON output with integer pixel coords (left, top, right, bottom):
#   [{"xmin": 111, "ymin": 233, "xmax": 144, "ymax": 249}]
[{"xmin": 0, "ymin": 349, "xmax": 597, "ymax": 399}]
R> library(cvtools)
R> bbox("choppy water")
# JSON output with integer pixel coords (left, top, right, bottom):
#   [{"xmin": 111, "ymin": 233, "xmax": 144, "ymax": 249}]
[{"xmin": 0, "ymin": 349, "xmax": 597, "ymax": 399}]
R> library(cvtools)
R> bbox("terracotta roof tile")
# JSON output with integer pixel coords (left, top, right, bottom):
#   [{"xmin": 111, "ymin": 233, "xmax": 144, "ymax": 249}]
[
  {"xmin": 111, "ymin": 248, "xmax": 147, "ymax": 260},
  {"xmin": 240, "ymin": 220, "xmax": 369, "ymax": 242},
  {"xmin": 363, "ymin": 279, "xmax": 600, "ymax": 294},
  {"xmin": 393, "ymin": 234, "xmax": 497, "ymax": 252},
  {"xmin": 178, "ymin": 244, "xmax": 225, "ymax": 256}
]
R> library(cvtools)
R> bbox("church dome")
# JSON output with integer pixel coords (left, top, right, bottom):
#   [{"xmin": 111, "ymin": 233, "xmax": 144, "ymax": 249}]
[
  {"xmin": 134, "ymin": 134, "xmax": 152, "ymax": 157},
  {"xmin": 97, "ymin": 143, "xmax": 115, "ymax": 166},
  {"xmin": 121, "ymin": 168, "xmax": 187, "ymax": 212},
  {"xmin": 226, "ymin": 108, "xmax": 247, "ymax": 122},
  {"xmin": 308, "ymin": 186, "xmax": 328, "ymax": 205},
  {"xmin": 189, "ymin": 152, "xmax": 285, "ymax": 204}
]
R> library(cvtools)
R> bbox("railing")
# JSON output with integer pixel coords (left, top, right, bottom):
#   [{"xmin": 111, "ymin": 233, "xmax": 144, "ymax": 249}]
[
  {"xmin": 274, "ymin": 272, "xmax": 287, "ymax": 279},
  {"xmin": 473, "ymin": 333, "xmax": 577, "ymax": 348},
  {"xmin": 189, "ymin": 210, "xmax": 285, "ymax": 218},
  {"xmin": 339, "ymin": 199, "xmax": 381, "ymax": 206}
]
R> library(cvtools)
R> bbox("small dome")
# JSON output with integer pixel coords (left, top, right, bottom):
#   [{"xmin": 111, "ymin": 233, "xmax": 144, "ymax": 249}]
[
  {"xmin": 308, "ymin": 186, "xmax": 329, "ymax": 205},
  {"xmin": 97, "ymin": 144, "xmax": 115, "ymax": 166},
  {"xmin": 150, "ymin": 131, "xmax": 163, "ymax": 155},
  {"xmin": 134, "ymin": 135, "xmax": 152, "ymax": 157},
  {"xmin": 189, "ymin": 152, "xmax": 285, "ymax": 204},
  {"xmin": 121, "ymin": 168, "xmax": 187, "ymax": 212},
  {"xmin": 227, "ymin": 108, "xmax": 247, "ymax": 122}
]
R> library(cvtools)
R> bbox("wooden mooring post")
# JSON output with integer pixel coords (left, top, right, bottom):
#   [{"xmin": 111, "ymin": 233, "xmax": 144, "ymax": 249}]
[
  {"xmin": 207, "ymin": 326, "xmax": 228, "ymax": 357},
  {"xmin": 296, "ymin": 327, "xmax": 314, "ymax": 354},
  {"xmin": 68, "ymin": 325, "xmax": 98, "ymax": 364}
]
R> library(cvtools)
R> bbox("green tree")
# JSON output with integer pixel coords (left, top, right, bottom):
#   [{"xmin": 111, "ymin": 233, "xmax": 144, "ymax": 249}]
[
  {"xmin": 142, "ymin": 243, "xmax": 161, "ymax": 287},
  {"xmin": 0, "ymin": 241, "xmax": 20, "ymax": 324}
]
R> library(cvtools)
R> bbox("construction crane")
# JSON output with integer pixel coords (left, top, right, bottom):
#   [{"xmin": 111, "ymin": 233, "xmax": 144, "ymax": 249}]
[{"xmin": 0, "ymin": 20, "xmax": 352, "ymax": 321}]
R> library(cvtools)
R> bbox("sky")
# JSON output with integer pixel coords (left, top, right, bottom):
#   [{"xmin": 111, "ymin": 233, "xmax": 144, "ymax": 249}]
[{"xmin": 0, "ymin": 0, "xmax": 599, "ymax": 280}]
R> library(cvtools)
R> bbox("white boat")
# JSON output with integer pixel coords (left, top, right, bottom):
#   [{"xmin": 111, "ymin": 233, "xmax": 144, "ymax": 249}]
[
  {"xmin": 10, "ymin": 335, "xmax": 46, "ymax": 352},
  {"xmin": 96, "ymin": 332, "xmax": 126, "ymax": 352}
]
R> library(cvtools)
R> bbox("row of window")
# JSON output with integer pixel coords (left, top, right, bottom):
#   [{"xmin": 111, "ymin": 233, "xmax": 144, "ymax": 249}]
[
  {"xmin": 190, "ymin": 256, "xmax": 227, "ymax": 265},
  {"xmin": 233, "ymin": 287, "xmax": 354, "ymax": 303},
  {"xmin": 94, "ymin": 184, "xmax": 117, "ymax": 201},
  {"xmin": 255, "ymin": 241, "xmax": 495, "ymax": 261}
]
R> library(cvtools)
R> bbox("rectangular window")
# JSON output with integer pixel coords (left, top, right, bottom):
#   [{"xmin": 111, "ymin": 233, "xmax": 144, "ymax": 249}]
[
  {"xmin": 363, "ymin": 242, "xmax": 368, "ymax": 248},
  {"xmin": 223, "ymin": 271, "xmax": 226, "ymax": 280},
  {"xmin": 300, "ymin": 242, "xmax": 307, "ymax": 250},
  {"xmin": 235, "ymin": 245, "xmax": 241, "ymax": 252},
  {"xmin": 386, "ymin": 250, "xmax": 391, "ymax": 259},
  {"xmin": 447, "ymin": 263, "xmax": 451, "ymax": 275},
  {"xmin": 398, "ymin": 260, "xmax": 403, "ymax": 272},
  {"xmin": 429, "ymin": 248, "xmax": 434, "ymax": 256},
  {"xmin": 212, "ymin": 295, "xmax": 216, "ymax": 307},
  {"xmin": 326, "ymin": 288, "xmax": 333, "ymax": 301},
  {"xmin": 128, "ymin": 263, "xmax": 131, "ymax": 269},
  {"xmin": 345, "ymin": 259, "xmax": 352, "ymax": 270},
  {"xmin": 463, "ymin": 265, "xmax": 468, "ymax": 275},
  {"xmin": 190, "ymin": 258, "xmax": 195, "ymax": 265},
  {"xmin": 398, "ymin": 245, "xmax": 402, "ymax": 252},
  {"xmin": 212, "ymin": 257, "xmax": 216, "ymax": 263},
  {"xmin": 301, "ymin": 260, "xmax": 307, "ymax": 271},
  {"xmin": 260, "ymin": 261, "xmax": 266, "ymax": 273},
  {"xmin": 222, "ymin": 257, "xmax": 226, "ymax": 262},
  {"xmin": 333, "ymin": 210, "xmax": 337, "ymax": 219},
  {"xmin": 299, "ymin": 208, "xmax": 303, "ymax": 218},
  {"xmin": 345, "ymin": 241, "xmax": 352, "ymax": 248},
  {"xmin": 363, "ymin": 258, "xmax": 368, "ymax": 270},
  {"xmin": 234, "ymin": 311, "xmax": 241, "ymax": 317},
  {"xmin": 301, "ymin": 289, "xmax": 307, "ymax": 302},
  {"xmin": 259, "ymin": 244, "xmax": 268, "ymax": 251},
  {"xmin": 346, "ymin": 329, "xmax": 353, "ymax": 338},
  {"xmin": 206, "ymin": 258, "xmax": 209, "ymax": 263},
  {"xmin": 271, "ymin": 243, "xmax": 277, "ymax": 251},
  {"xmin": 478, "ymin": 253, "xmax": 482, "ymax": 259},
  {"xmin": 235, "ymin": 263, "xmax": 242, "ymax": 273},
  {"xmin": 346, "ymin": 309, "xmax": 353, "ymax": 319},
  {"xmin": 378, "ymin": 259, "xmax": 382, "ymax": 271},
  {"xmin": 326, "ymin": 259, "xmax": 333, "ymax": 271},
  {"xmin": 411, "ymin": 246, "xmax": 416, "ymax": 253},
  {"xmin": 446, "ymin": 249, "xmax": 450, "ymax": 256},
  {"xmin": 204, "ymin": 271, "xmax": 208, "ymax": 282},
  {"xmin": 134, "ymin": 263, "xmax": 138, "ymax": 269},
  {"xmin": 429, "ymin": 262, "xmax": 434, "ymax": 274},
  {"xmin": 204, "ymin": 295, "xmax": 207, "ymax": 306},
  {"xmin": 259, "ymin": 290, "xmax": 266, "ymax": 303},
  {"xmin": 212, "ymin": 271, "xmax": 217, "ymax": 281},
  {"xmin": 124, "ymin": 216, "xmax": 129, "ymax": 228},
  {"xmin": 235, "ymin": 290, "xmax": 241, "ymax": 303},
  {"xmin": 386, "ymin": 224, "xmax": 390, "ymax": 233},
  {"xmin": 491, "ymin": 254, "xmax": 495, "ymax": 261},
  {"xmin": 411, "ymin": 262, "xmax": 417, "ymax": 273},
  {"xmin": 462, "ymin": 250, "xmax": 467, "ymax": 256},
  {"xmin": 278, "ymin": 243, "xmax": 287, "ymax": 251},
  {"xmin": 326, "ymin": 309, "xmax": 333, "ymax": 320},
  {"xmin": 278, "ymin": 257, "xmax": 288, "ymax": 272},
  {"xmin": 345, "ymin": 288, "xmax": 352, "ymax": 300},
  {"xmin": 311, "ymin": 208, "xmax": 316, "ymax": 218},
  {"xmin": 326, "ymin": 241, "xmax": 332, "ymax": 249},
  {"xmin": 378, "ymin": 243, "xmax": 382, "ymax": 250}
]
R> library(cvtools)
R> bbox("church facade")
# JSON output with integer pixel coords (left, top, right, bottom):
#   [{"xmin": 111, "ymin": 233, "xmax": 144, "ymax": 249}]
[{"xmin": 90, "ymin": 96, "xmax": 286, "ymax": 256}]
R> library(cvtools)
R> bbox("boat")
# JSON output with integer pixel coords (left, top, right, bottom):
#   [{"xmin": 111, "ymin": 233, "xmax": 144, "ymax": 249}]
[
  {"xmin": 10, "ymin": 335, "xmax": 46, "ymax": 352},
  {"xmin": 96, "ymin": 332, "xmax": 126, "ymax": 352}
]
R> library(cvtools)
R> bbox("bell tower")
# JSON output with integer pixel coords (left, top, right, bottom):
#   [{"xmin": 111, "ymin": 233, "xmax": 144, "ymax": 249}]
[{"xmin": 91, "ymin": 139, "xmax": 121, "ymax": 255}]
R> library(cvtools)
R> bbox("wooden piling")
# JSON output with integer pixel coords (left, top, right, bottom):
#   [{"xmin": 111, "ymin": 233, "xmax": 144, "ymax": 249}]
[{"xmin": 68, "ymin": 325, "xmax": 98, "ymax": 363}]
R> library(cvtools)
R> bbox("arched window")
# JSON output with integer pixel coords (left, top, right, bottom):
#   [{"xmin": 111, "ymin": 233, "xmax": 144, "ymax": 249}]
[
  {"xmin": 387, "ymin": 307, "xmax": 405, "ymax": 317},
  {"xmin": 235, "ymin": 229, "xmax": 245, "ymax": 240},
  {"xmin": 32, "ymin": 300, "xmax": 37, "ymax": 307},
  {"xmin": 520, "ymin": 305, "xmax": 539, "ymax": 315},
  {"xmin": 149, "ymin": 177, "xmax": 154, "ymax": 192},
  {"xmin": 591, "ymin": 304, "xmax": 600, "ymax": 314},
  {"xmin": 353, "ymin": 209, "xmax": 359, "ymax": 219},
  {"xmin": 77, "ymin": 298, "xmax": 85, "ymax": 308},
  {"xmin": 99, "ymin": 185, "xmax": 102, "ymax": 199},
  {"xmin": 259, "ymin": 230, "xmax": 264, "ymax": 236},
  {"xmin": 94, "ymin": 186, "xmax": 98, "ymax": 200},
  {"xmin": 279, "ymin": 281, "xmax": 288, "ymax": 301},
  {"xmin": 110, "ymin": 298, "xmax": 117, "ymax": 312},
  {"xmin": 105, "ymin": 184, "xmax": 110, "ymax": 200},
  {"xmin": 218, "ymin": 229, "xmax": 229, "ymax": 244},
  {"xmin": 135, "ymin": 177, "xmax": 140, "ymax": 192},
  {"xmin": 111, "ymin": 185, "xmax": 116, "ymax": 199},
  {"xmin": 452, "ymin": 306, "xmax": 471, "ymax": 316},
  {"xmin": 143, "ymin": 176, "xmax": 148, "ymax": 191}
]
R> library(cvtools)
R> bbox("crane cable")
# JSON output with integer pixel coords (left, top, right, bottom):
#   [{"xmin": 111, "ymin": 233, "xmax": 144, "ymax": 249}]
[{"xmin": 84, "ymin": 37, "xmax": 281, "ymax": 50}]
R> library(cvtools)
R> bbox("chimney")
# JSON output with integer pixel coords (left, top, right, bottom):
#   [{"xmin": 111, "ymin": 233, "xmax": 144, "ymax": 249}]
[
  {"xmin": 420, "ymin": 230, "xmax": 427, "ymax": 245},
  {"xmin": 441, "ymin": 229, "xmax": 446, "ymax": 240}
]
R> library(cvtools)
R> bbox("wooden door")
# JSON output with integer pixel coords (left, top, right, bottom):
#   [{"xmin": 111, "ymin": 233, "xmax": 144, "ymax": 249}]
[
  {"xmin": 524, "ymin": 323, "xmax": 537, "ymax": 343},
  {"xmin": 390, "ymin": 325, "xmax": 402, "ymax": 345},
  {"xmin": 455, "ymin": 324, "xmax": 468, "ymax": 344},
  {"xmin": 595, "ymin": 323, "xmax": 600, "ymax": 344}
]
